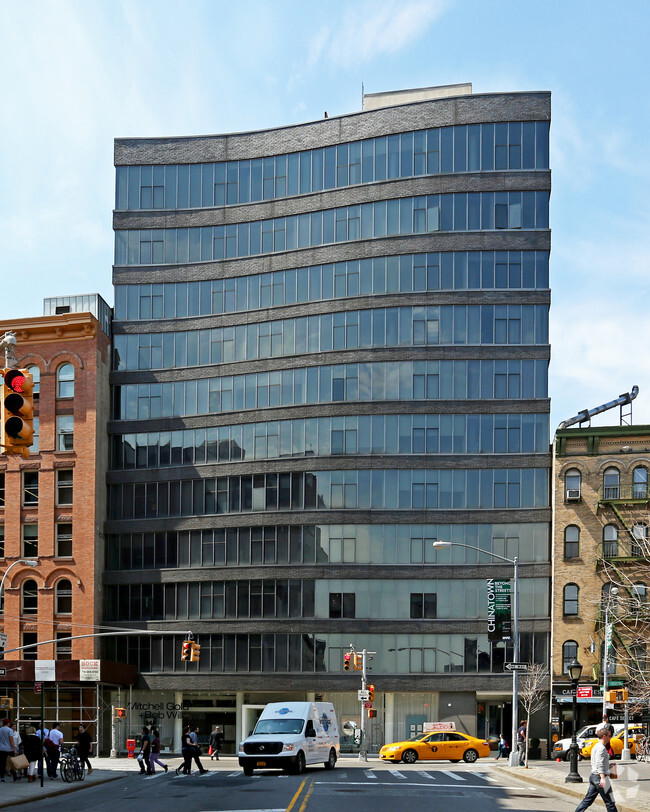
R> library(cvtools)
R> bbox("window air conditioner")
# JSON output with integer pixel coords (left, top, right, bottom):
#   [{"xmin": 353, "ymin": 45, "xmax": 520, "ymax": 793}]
[{"xmin": 566, "ymin": 489, "xmax": 581, "ymax": 501}]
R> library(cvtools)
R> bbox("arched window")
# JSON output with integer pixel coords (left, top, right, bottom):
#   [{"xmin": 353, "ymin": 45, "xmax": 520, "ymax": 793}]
[
  {"xmin": 26, "ymin": 365, "xmax": 40, "ymax": 397},
  {"xmin": 562, "ymin": 640, "xmax": 578, "ymax": 674},
  {"xmin": 631, "ymin": 523, "xmax": 647, "ymax": 557},
  {"xmin": 564, "ymin": 525, "xmax": 580, "ymax": 558},
  {"xmin": 603, "ymin": 467, "xmax": 620, "ymax": 499},
  {"xmin": 55, "ymin": 579, "xmax": 72, "ymax": 614},
  {"xmin": 565, "ymin": 468, "xmax": 582, "ymax": 501},
  {"xmin": 602, "ymin": 582, "xmax": 619, "ymax": 611},
  {"xmin": 22, "ymin": 579, "xmax": 38, "ymax": 615},
  {"xmin": 603, "ymin": 524, "xmax": 618, "ymax": 557},
  {"xmin": 634, "ymin": 466, "xmax": 649, "ymax": 499},
  {"xmin": 563, "ymin": 583, "xmax": 579, "ymax": 616},
  {"xmin": 57, "ymin": 363, "xmax": 75, "ymax": 398}
]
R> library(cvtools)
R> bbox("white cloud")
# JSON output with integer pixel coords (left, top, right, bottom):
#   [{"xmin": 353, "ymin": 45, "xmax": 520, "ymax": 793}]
[{"xmin": 304, "ymin": 1, "xmax": 447, "ymax": 71}]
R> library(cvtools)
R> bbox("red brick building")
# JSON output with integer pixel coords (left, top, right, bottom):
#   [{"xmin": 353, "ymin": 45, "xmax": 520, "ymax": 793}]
[{"xmin": 0, "ymin": 303, "xmax": 136, "ymax": 749}]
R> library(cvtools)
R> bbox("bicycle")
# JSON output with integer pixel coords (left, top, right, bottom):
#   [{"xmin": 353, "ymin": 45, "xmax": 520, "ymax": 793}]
[{"xmin": 59, "ymin": 745, "xmax": 85, "ymax": 782}]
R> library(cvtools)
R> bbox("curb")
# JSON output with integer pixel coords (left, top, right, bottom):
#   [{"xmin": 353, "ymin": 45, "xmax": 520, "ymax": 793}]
[
  {"xmin": 496, "ymin": 765, "xmax": 649, "ymax": 812},
  {"xmin": 0, "ymin": 773, "xmax": 127, "ymax": 809}
]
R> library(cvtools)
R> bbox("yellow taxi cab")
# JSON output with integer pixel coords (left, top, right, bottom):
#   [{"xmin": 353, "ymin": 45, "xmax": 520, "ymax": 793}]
[
  {"xmin": 379, "ymin": 729, "xmax": 490, "ymax": 764},
  {"xmin": 581, "ymin": 725, "xmax": 645, "ymax": 759}
]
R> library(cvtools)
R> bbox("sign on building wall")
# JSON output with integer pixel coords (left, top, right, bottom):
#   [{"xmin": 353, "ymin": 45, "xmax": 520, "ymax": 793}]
[
  {"xmin": 487, "ymin": 578, "xmax": 512, "ymax": 641},
  {"xmin": 34, "ymin": 660, "xmax": 56, "ymax": 682},
  {"xmin": 80, "ymin": 660, "xmax": 101, "ymax": 681}
]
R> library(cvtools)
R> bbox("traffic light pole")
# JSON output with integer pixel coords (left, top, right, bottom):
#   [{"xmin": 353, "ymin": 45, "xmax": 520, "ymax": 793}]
[{"xmin": 359, "ymin": 648, "xmax": 367, "ymax": 761}]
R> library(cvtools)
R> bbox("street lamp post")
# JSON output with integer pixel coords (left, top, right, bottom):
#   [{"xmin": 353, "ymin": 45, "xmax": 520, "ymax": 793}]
[
  {"xmin": 433, "ymin": 541, "xmax": 519, "ymax": 767},
  {"xmin": 566, "ymin": 658, "xmax": 584, "ymax": 783}
]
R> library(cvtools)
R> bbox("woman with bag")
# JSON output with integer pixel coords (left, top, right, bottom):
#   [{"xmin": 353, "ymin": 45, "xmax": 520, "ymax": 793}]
[
  {"xmin": 9, "ymin": 722, "xmax": 26, "ymax": 781},
  {"xmin": 0, "ymin": 719, "xmax": 18, "ymax": 783},
  {"xmin": 22, "ymin": 727, "xmax": 41, "ymax": 783}
]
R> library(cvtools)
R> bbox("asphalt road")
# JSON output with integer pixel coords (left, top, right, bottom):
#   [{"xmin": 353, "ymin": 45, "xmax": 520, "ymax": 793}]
[{"xmin": 15, "ymin": 761, "xmax": 577, "ymax": 812}]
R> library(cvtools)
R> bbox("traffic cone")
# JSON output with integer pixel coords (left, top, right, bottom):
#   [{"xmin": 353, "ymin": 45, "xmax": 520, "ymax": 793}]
[{"xmin": 556, "ymin": 757, "xmax": 562, "ymax": 762}]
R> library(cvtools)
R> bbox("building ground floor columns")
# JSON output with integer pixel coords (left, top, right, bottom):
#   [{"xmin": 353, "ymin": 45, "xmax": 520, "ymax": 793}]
[{"xmin": 109, "ymin": 686, "xmax": 536, "ymax": 756}]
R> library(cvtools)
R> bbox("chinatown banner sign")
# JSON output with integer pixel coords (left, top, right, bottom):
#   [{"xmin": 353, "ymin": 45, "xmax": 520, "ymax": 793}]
[{"xmin": 487, "ymin": 578, "xmax": 512, "ymax": 641}]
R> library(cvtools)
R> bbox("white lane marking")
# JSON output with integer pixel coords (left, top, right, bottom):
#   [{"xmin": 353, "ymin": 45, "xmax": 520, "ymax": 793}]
[
  {"xmin": 441, "ymin": 770, "xmax": 464, "ymax": 781},
  {"xmin": 389, "ymin": 769, "xmax": 406, "ymax": 779},
  {"xmin": 337, "ymin": 772, "xmax": 347, "ymax": 778},
  {"xmin": 227, "ymin": 771, "xmax": 241, "ymax": 777},
  {"xmin": 364, "ymin": 770, "xmax": 377, "ymax": 779},
  {"xmin": 475, "ymin": 771, "xmax": 498, "ymax": 782},
  {"xmin": 417, "ymin": 770, "xmax": 437, "ymax": 780},
  {"xmin": 143, "ymin": 772, "xmax": 167, "ymax": 779}
]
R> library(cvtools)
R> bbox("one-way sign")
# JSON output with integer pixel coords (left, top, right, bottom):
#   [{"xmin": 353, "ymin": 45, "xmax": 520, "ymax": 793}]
[{"xmin": 504, "ymin": 662, "xmax": 529, "ymax": 672}]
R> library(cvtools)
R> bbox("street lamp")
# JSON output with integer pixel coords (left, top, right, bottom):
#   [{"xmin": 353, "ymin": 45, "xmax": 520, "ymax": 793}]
[
  {"xmin": 566, "ymin": 657, "xmax": 584, "ymax": 783},
  {"xmin": 433, "ymin": 541, "xmax": 520, "ymax": 767},
  {"xmin": 0, "ymin": 559, "xmax": 39, "ymax": 610}
]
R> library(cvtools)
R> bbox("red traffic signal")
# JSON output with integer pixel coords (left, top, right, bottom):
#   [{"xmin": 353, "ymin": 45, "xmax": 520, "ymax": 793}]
[
  {"xmin": 367, "ymin": 684, "xmax": 375, "ymax": 701},
  {"xmin": 344, "ymin": 652, "xmax": 351, "ymax": 671},
  {"xmin": 181, "ymin": 640, "xmax": 192, "ymax": 661},
  {"xmin": 2, "ymin": 368, "xmax": 34, "ymax": 457},
  {"xmin": 367, "ymin": 709, "xmax": 377, "ymax": 718},
  {"xmin": 115, "ymin": 707, "xmax": 126, "ymax": 718}
]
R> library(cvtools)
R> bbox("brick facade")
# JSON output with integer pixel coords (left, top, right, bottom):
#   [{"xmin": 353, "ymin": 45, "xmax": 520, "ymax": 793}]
[{"xmin": 0, "ymin": 312, "xmax": 110, "ymax": 661}]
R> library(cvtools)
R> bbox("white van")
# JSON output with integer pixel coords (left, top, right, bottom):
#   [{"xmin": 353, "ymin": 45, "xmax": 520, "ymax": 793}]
[{"xmin": 239, "ymin": 701, "xmax": 340, "ymax": 775}]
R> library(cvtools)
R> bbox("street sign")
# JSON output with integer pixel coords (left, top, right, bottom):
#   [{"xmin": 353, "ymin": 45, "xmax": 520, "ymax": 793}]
[
  {"xmin": 0, "ymin": 632, "xmax": 7, "ymax": 649},
  {"xmin": 577, "ymin": 686, "xmax": 593, "ymax": 698},
  {"xmin": 34, "ymin": 683, "xmax": 42, "ymax": 694},
  {"xmin": 358, "ymin": 690, "xmax": 369, "ymax": 701},
  {"xmin": 504, "ymin": 662, "xmax": 529, "ymax": 672}
]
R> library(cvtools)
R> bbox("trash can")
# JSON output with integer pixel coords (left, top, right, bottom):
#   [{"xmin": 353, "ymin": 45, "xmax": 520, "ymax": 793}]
[{"xmin": 127, "ymin": 739, "xmax": 136, "ymax": 758}]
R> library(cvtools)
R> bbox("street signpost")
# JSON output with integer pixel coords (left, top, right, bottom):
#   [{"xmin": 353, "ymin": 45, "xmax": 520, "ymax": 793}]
[
  {"xmin": 358, "ymin": 689, "xmax": 370, "ymax": 701},
  {"xmin": 504, "ymin": 662, "xmax": 529, "ymax": 673}
]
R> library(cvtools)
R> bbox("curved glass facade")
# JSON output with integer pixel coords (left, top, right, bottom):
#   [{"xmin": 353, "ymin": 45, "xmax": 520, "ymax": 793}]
[
  {"xmin": 114, "ymin": 359, "xmax": 548, "ymax": 421},
  {"xmin": 115, "ymin": 192, "xmax": 549, "ymax": 266},
  {"xmin": 115, "ymin": 250, "xmax": 549, "ymax": 321},
  {"xmin": 109, "ymin": 88, "xmax": 551, "ymax": 719},
  {"xmin": 114, "ymin": 304, "xmax": 548, "ymax": 371}
]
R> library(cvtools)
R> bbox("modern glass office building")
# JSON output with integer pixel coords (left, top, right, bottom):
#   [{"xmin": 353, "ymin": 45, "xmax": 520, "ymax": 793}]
[{"xmin": 106, "ymin": 84, "xmax": 551, "ymax": 753}]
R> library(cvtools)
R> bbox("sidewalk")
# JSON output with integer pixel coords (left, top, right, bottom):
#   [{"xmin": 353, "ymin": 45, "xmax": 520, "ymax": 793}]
[{"xmin": 496, "ymin": 759, "xmax": 650, "ymax": 812}]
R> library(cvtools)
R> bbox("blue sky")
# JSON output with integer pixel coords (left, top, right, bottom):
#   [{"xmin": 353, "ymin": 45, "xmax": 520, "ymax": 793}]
[{"xmin": 1, "ymin": 0, "xmax": 649, "ymax": 428}]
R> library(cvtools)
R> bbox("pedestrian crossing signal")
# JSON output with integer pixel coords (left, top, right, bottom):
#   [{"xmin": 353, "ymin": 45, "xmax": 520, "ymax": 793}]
[
  {"xmin": 367, "ymin": 709, "xmax": 377, "ymax": 718},
  {"xmin": 115, "ymin": 707, "xmax": 125, "ymax": 718}
]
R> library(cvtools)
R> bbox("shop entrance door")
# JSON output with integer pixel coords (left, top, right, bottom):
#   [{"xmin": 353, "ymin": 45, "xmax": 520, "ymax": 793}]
[{"xmin": 485, "ymin": 702, "xmax": 504, "ymax": 744}]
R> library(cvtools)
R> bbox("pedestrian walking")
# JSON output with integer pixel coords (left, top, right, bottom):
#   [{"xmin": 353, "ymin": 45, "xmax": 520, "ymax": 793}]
[
  {"xmin": 22, "ymin": 726, "xmax": 41, "ymax": 783},
  {"xmin": 177, "ymin": 726, "xmax": 195, "ymax": 775},
  {"xmin": 574, "ymin": 728, "xmax": 618, "ymax": 812},
  {"xmin": 517, "ymin": 720, "xmax": 527, "ymax": 766},
  {"xmin": 0, "ymin": 719, "xmax": 18, "ymax": 783},
  {"xmin": 10, "ymin": 722, "xmax": 23, "ymax": 781},
  {"xmin": 209, "ymin": 725, "xmax": 224, "ymax": 760},
  {"xmin": 189, "ymin": 725, "xmax": 208, "ymax": 774},
  {"xmin": 76, "ymin": 724, "xmax": 93, "ymax": 775},
  {"xmin": 495, "ymin": 733, "xmax": 508, "ymax": 760},
  {"xmin": 149, "ymin": 729, "xmax": 168, "ymax": 773},
  {"xmin": 138, "ymin": 726, "xmax": 153, "ymax": 775}
]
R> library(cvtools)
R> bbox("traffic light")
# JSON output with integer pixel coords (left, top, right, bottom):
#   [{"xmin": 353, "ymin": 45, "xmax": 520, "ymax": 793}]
[
  {"xmin": 367, "ymin": 709, "xmax": 377, "ymax": 718},
  {"xmin": 353, "ymin": 653, "xmax": 363, "ymax": 671},
  {"xmin": 181, "ymin": 640, "xmax": 192, "ymax": 661},
  {"xmin": 190, "ymin": 642, "xmax": 201, "ymax": 662},
  {"xmin": 605, "ymin": 689, "xmax": 628, "ymax": 703},
  {"xmin": 2, "ymin": 369, "xmax": 34, "ymax": 457},
  {"xmin": 344, "ymin": 652, "xmax": 351, "ymax": 671},
  {"xmin": 367, "ymin": 684, "xmax": 375, "ymax": 701},
  {"xmin": 115, "ymin": 707, "xmax": 126, "ymax": 718}
]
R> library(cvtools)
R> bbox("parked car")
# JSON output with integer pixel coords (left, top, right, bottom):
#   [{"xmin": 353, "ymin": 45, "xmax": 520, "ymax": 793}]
[
  {"xmin": 553, "ymin": 724, "xmax": 624, "ymax": 761},
  {"xmin": 581, "ymin": 725, "xmax": 645, "ymax": 760}
]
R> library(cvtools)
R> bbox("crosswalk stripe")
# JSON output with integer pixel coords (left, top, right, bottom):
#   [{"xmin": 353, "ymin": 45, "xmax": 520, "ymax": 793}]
[
  {"xmin": 364, "ymin": 770, "xmax": 377, "ymax": 779},
  {"xmin": 389, "ymin": 769, "xmax": 406, "ymax": 779},
  {"xmin": 441, "ymin": 770, "xmax": 464, "ymax": 781},
  {"xmin": 417, "ymin": 770, "xmax": 437, "ymax": 780}
]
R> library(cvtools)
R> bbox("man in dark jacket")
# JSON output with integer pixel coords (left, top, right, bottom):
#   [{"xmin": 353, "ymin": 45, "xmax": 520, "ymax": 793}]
[
  {"xmin": 76, "ymin": 724, "xmax": 93, "ymax": 774},
  {"xmin": 209, "ymin": 726, "xmax": 224, "ymax": 760},
  {"xmin": 139, "ymin": 727, "xmax": 153, "ymax": 775}
]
